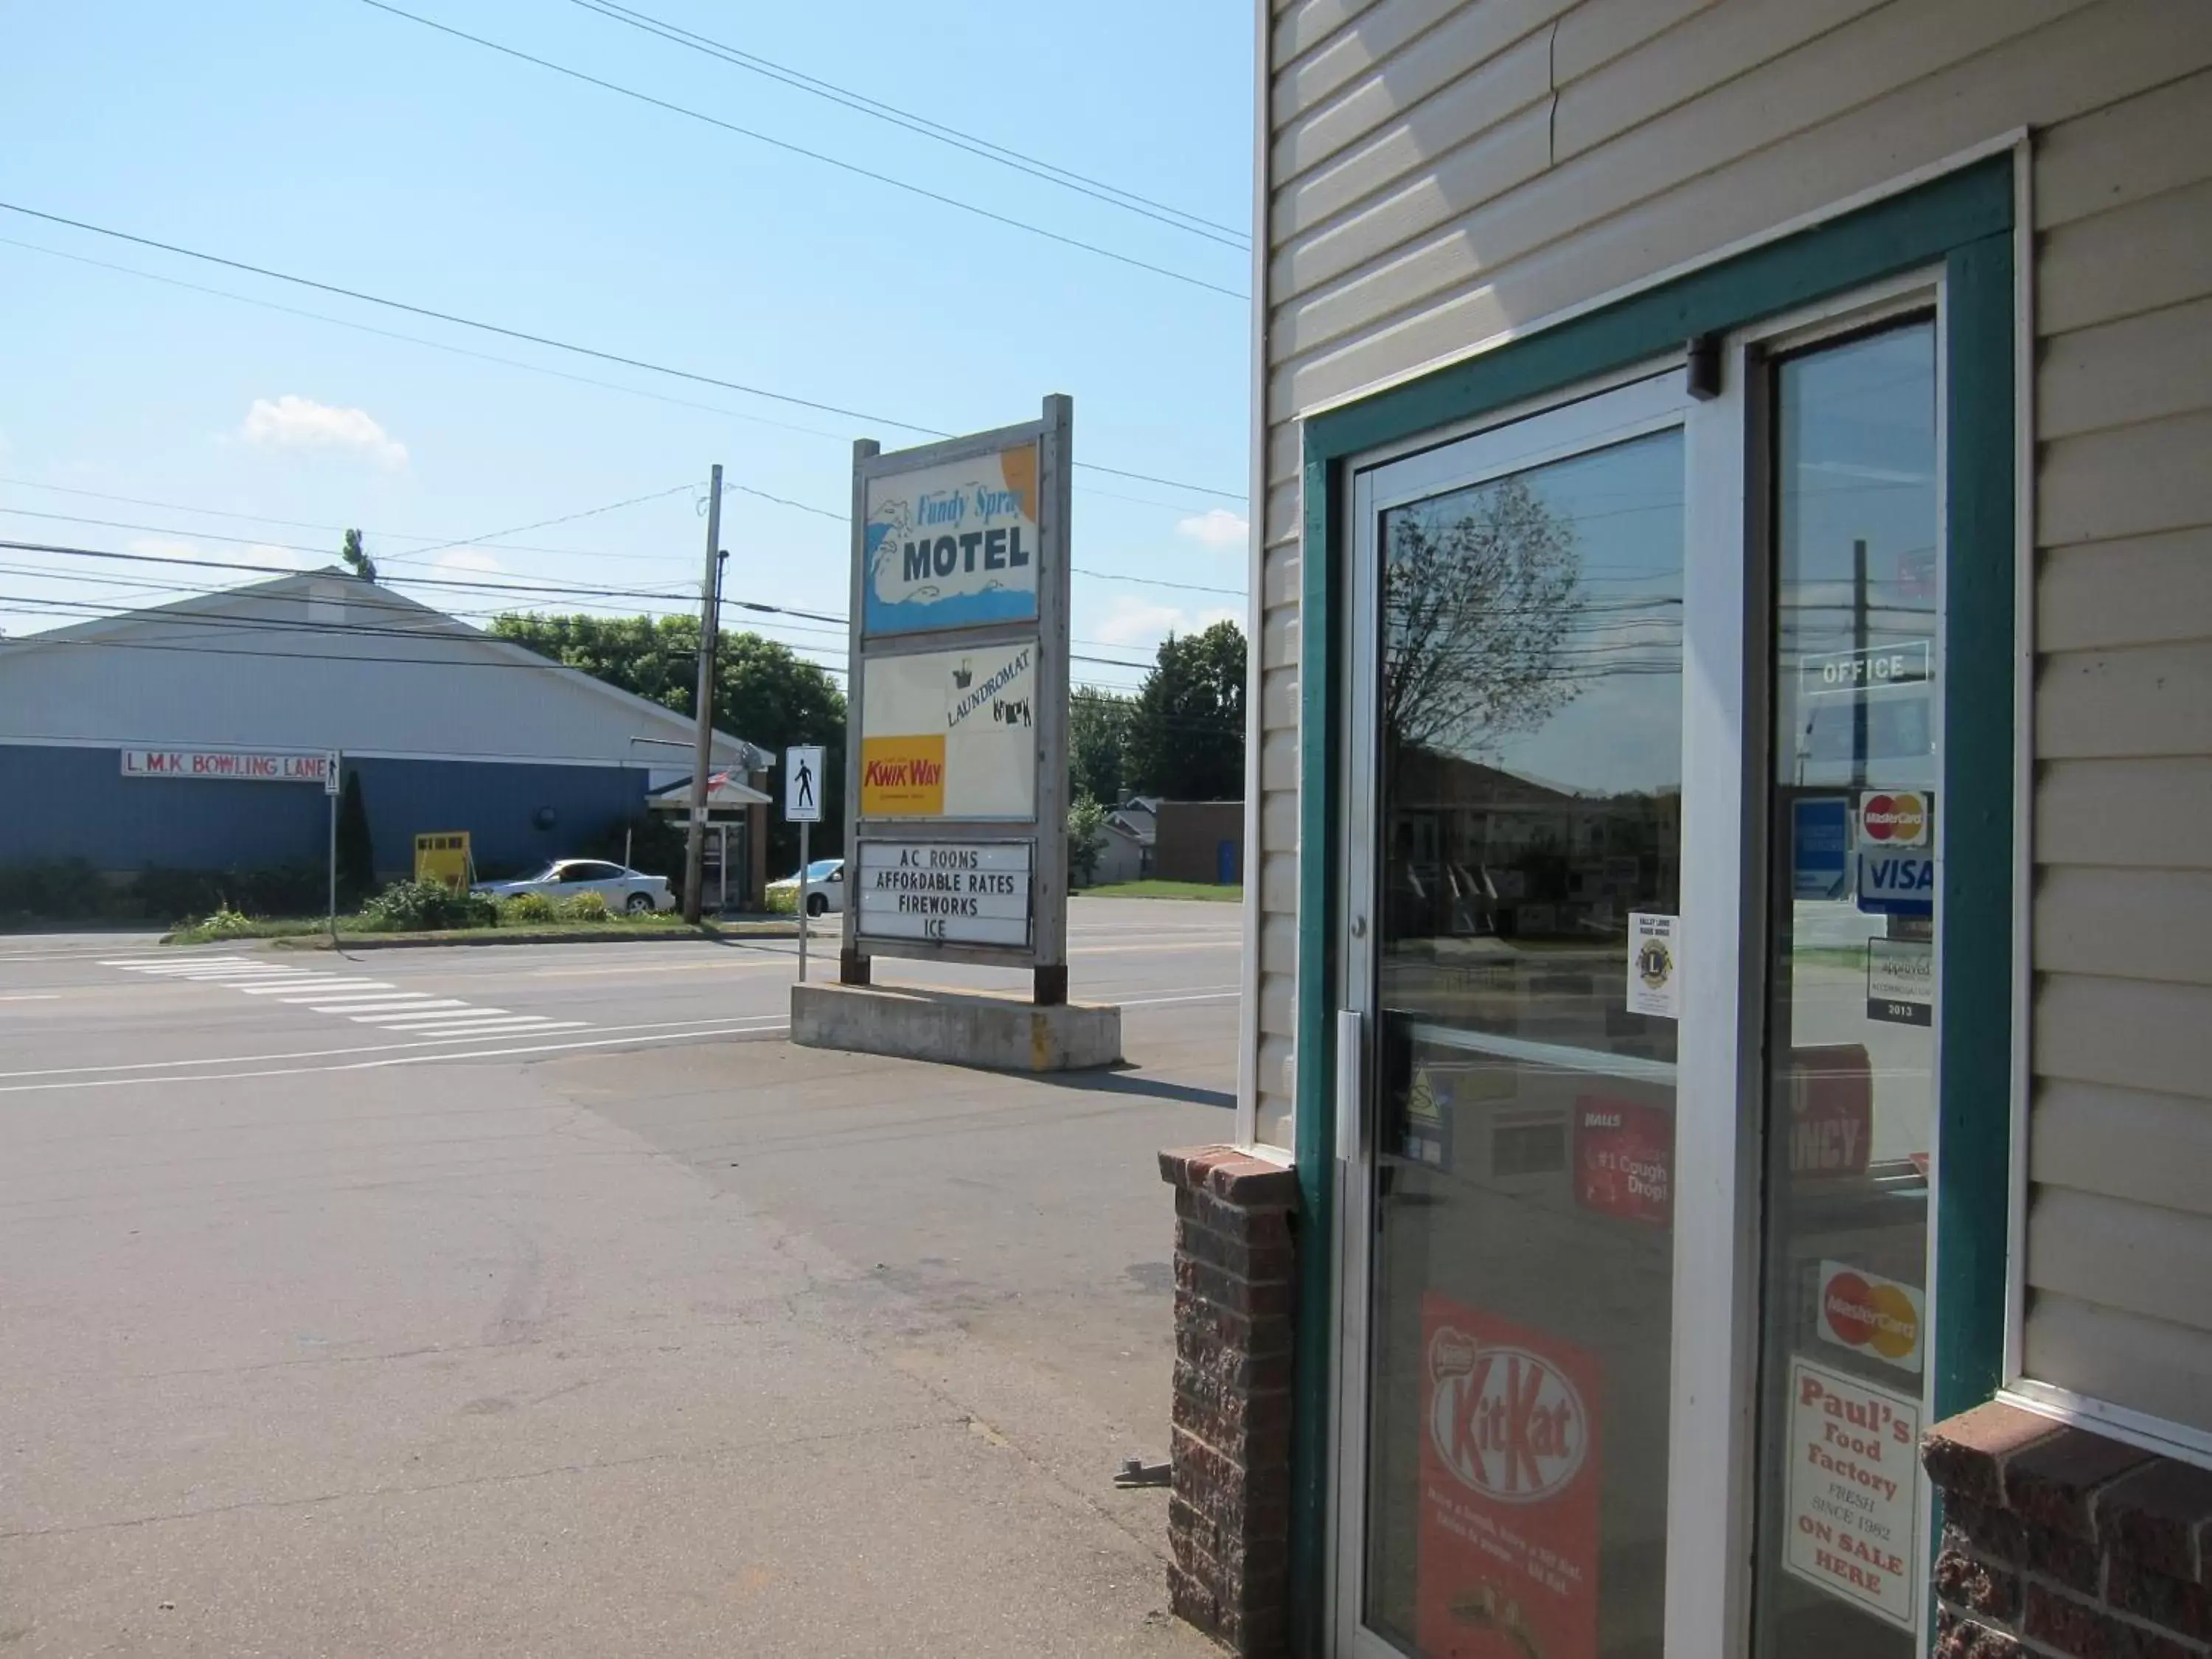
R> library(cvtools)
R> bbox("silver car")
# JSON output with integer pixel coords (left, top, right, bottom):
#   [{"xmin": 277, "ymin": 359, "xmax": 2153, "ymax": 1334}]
[{"xmin": 473, "ymin": 859, "xmax": 675, "ymax": 914}]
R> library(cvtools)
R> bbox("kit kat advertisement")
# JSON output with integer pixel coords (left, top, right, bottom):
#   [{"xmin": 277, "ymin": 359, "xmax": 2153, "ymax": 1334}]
[{"xmin": 1419, "ymin": 1297, "xmax": 1601, "ymax": 1659}]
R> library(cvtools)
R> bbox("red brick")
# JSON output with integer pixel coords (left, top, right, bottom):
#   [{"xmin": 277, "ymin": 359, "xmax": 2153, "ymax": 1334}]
[
  {"xmin": 1175, "ymin": 1254, "xmax": 1295, "ymax": 1319},
  {"xmin": 1166, "ymin": 1562, "xmax": 1219, "ymax": 1630},
  {"xmin": 1161, "ymin": 1146, "xmax": 1299, "ymax": 1210},
  {"xmin": 2023, "ymin": 1511, "xmax": 2107, "ymax": 1598},
  {"xmin": 2101, "ymin": 1461, "xmax": 2212, "ymax": 1585},
  {"xmin": 1948, "ymin": 1492, "xmax": 2031, "ymax": 1562},
  {"xmin": 1938, "ymin": 1543, "xmax": 2021, "ymax": 1622},
  {"xmin": 2023, "ymin": 1581, "xmax": 2203, "ymax": 1658},
  {"xmin": 1926, "ymin": 1402, "xmax": 2065, "ymax": 1509},
  {"xmin": 1174, "ymin": 1289, "xmax": 1293, "ymax": 1357},
  {"xmin": 1173, "ymin": 1377, "xmax": 1292, "ymax": 1450},
  {"xmin": 1935, "ymin": 1609, "xmax": 2029, "ymax": 1659},
  {"xmin": 2109, "ymin": 1553, "xmax": 2212, "ymax": 1643},
  {"xmin": 2007, "ymin": 1426, "xmax": 2154, "ymax": 1541},
  {"xmin": 1177, "ymin": 1217, "xmax": 1294, "ymax": 1283}
]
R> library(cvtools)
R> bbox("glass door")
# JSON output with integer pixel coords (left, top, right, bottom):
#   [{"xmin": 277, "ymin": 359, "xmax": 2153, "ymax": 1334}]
[{"xmin": 1335, "ymin": 369, "xmax": 1755, "ymax": 1659}]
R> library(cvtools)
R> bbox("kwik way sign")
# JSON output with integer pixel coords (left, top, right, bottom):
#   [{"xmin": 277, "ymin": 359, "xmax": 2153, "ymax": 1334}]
[{"xmin": 841, "ymin": 397, "xmax": 1073, "ymax": 984}]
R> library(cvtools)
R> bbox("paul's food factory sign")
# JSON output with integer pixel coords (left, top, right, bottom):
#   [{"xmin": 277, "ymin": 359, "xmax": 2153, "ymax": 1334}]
[
  {"xmin": 863, "ymin": 446, "xmax": 1040, "ymax": 636},
  {"xmin": 844, "ymin": 397, "xmax": 1072, "ymax": 972}
]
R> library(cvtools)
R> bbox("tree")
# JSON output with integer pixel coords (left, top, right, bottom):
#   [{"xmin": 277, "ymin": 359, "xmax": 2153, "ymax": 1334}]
[
  {"xmin": 340, "ymin": 527, "xmax": 377, "ymax": 584},
  {"xmin": 335, "ymin": 770, "xmax": 376, "ymax": 902},
  {"xmin": 1123, "ymin": 620, "xmax": 1245, "ymax": 800},
  {"xmin": 489, "ymin": 613, "xmax": 847, "ymax": 872},
  {"xmin": 1069, "ymin": 686, "xmax": 1133, "ymax": 804},
  {"xmin": 1067, "ymin": 796, "xmax": 1109, "ymax": 888},
  {"xmin": 1380, "ymin": 474, "xmax": 1583, "ymax": 759}
]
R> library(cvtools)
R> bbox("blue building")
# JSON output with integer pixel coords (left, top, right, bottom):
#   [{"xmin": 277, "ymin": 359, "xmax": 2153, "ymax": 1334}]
[{"xmin": 0, "ymin": 570, "xmax": 764, "ymax": 885}]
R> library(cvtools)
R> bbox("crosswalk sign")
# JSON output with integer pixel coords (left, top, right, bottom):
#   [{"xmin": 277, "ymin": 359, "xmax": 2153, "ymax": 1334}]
[{"xmin": 785, "ymin": 746, "xmax": 824, "ymax": 824}]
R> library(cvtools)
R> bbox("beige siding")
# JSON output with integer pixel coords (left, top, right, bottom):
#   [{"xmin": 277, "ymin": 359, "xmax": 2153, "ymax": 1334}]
[{"xmin": 1251, "ymin": 0, "xmax": 2212, "ymax": 1429}]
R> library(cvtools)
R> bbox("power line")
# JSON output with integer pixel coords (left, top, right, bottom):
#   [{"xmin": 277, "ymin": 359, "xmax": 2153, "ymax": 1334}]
[
  {"xmin": 0, "ymin": 540, "xmax": 1169, "ymax": 672},
  {"xmin": 352, "ymin": 0, "xmax": 1246, "ymax": 301},
  {"xmin": 561, "ymin": 0, "xmax": 1248, "ymax": 248},
  {"xmin": 0, "ymin": 208, "xmax": 1248, "ymax": 502}
]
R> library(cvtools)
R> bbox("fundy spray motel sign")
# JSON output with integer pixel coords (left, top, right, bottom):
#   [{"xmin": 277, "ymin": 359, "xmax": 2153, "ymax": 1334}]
[{"xmin": 841, "ymin": 397, "xmax": 1074, "ymax": 998}]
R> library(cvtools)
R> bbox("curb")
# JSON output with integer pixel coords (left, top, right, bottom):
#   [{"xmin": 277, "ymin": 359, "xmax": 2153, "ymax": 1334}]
[{"xmin": 254, "ymin": 923, "xmax": 830, "ymax": 951}]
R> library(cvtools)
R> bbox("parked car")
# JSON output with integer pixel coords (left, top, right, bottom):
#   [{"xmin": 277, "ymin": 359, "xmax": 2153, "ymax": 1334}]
[
  {"xmin": 473, "ymin": 860, "xmax": 674, "ymax": 914},
  {"xmin": 766, "ymin": 858, "xmax": 846, "ymax": 917}
]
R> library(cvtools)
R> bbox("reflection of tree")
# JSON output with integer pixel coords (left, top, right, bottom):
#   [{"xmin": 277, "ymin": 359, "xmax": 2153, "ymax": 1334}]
[{"xmin": 1382, "ymin": 475, "xmax": 1584, "ymax": 757}]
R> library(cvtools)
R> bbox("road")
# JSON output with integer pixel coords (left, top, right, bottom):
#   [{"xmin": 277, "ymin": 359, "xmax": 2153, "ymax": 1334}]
[{"xmin": 0, "ymin": 897, "xmax": 1239, "ymax": 1658}]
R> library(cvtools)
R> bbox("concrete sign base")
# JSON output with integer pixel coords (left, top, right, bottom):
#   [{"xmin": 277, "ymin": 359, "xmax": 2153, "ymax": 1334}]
[{"xmin": 790, "ymin": 982, "xmax": 1121, "ymax": 1073}]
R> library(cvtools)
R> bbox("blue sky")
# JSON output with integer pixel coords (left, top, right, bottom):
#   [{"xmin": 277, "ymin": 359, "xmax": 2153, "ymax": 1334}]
[{"xmin": 0, "ymin": 0, "xmax": 1253, "ymax": 695}]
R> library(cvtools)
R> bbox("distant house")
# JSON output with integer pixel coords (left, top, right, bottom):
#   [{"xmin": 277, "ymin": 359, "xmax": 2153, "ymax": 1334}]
[
  {"xmin": 1152, "ymin": 800, "xmax": 1242, "ymax": 886},
  {"xmin": 1085, "ymin": 815, "xmax": 1146, "ymax": 887}
]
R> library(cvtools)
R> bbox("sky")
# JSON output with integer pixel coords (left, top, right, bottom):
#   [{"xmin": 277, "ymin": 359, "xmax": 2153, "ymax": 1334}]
[{"xmin": 0, "ymin": 0, "xmax": 1254, "ymax": 699}]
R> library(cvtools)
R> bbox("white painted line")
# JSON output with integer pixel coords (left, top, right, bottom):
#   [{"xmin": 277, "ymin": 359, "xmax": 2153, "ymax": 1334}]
[
  {"xmin": 326, "ymin": 1001, "xmax": 473, "ymax": 1020},
  {"xmin": 282, "ymin": 992, "xmax": 425, "ymax": 1007},
  {"xmin": 240, "ymin": 978, "xmax": 390, "ymax": 995},
  {"xmin": 0, "ymin": 1015, "xmax": 795, "ymax": 1080},
  {"xmin": 266, "ymin": 990, "xmax": 402, "ymax": 1002},
  {"xmin": 376, "ymin": 1018, "xmax": 585, "ymax": 1036},
  {"xmin": 0, "ymin": 993, "xmax": 61, "ymax": 1002},
  {"xmin": 348, "ymin": 1006, "xmax": 512, "ymax": 1025},
  {"xmin": 0, "ymin": 1020, "xmax": 792, "ymax": 1093}
]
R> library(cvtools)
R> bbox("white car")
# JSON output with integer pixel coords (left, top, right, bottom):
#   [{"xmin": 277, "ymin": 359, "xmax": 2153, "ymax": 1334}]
[
  {"xmin": 473, "ymin": 860, "xmax": 675, "ymax": 914},
  {"xmin": 766, "ymin": 858, "xmax": 846, "ymax": 917}
]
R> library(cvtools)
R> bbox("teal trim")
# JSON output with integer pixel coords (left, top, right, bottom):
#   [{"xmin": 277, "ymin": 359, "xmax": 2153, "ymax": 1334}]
[
  {"xmin": 1305, "ymin": 159, "xmax": 2010, "ymax": 467},
  {"xmin": 1288, "ymin": 445, "xmax": 1339, "ymax": 1647},
  {"xmin": 1285, "ymin": 154, "xmax": 2017, "ymax": 1656},
  {"xmin": 1932, "ymin": 229, "xmax": 2017, "ymax": 1421}
]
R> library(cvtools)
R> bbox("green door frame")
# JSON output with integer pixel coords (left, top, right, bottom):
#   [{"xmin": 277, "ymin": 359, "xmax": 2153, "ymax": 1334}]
[{"xmin": 1288, "ymin": 154, "xmax": 2017, "ymax": 1650}]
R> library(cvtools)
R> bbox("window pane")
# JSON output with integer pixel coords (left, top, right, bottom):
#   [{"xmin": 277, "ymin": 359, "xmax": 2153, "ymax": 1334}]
[
  {"xmin": 1753, "ymin": 320, "xmax": 1938, "ymax": 1655},
  {"xmin": 1363, "ymin": 427, "xmax": 1683, "ymax": 1659}
]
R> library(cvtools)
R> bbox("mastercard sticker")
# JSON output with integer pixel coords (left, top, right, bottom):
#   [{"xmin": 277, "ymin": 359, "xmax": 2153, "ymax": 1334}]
[{"xmin": 1816, "ymin": 1260, "xmax": 1926, "ymax": 1374}]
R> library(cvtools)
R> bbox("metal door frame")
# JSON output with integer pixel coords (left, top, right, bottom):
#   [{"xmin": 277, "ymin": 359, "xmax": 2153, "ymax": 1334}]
[{"xmin": 1326, "ymin": 366, "xmax": 1759, "ymax": 1659}]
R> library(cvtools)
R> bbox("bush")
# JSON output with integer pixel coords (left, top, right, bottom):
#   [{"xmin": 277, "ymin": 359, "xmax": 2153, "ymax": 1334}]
[
  {"xmin": 128, "ymin": 863, "xmax": 325, "ymax": 922},
  {"xmin": 499, "ymin": 891, "xmax": 559, "ymax": 925},
  {"xmin": 0, "ymin": 859, "xmax": 108, "ymax": 925},
  {"xmin": 358, "ymin": 879, "xmax": 498, "ymax": 933},
  {"xmin": 555, "ymin": 891, "xmax": 610, "ymax": 922},
  {"xmin": 194, "ymin": 908, "xmax": 263, "ymax": 939},
  {"xmin": 762, "ymin": 883, "xmax": 796, "ymax": 915}
]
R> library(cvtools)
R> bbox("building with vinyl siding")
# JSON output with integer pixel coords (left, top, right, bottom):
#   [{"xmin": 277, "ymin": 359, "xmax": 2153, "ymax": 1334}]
[
  {"xmin": 1161, "ymin": 6, "xmax": 2212, "ymax": 1657},
  {"xmin": 0, "ymin": 570, "xmax": 765, "ymax": 894}
]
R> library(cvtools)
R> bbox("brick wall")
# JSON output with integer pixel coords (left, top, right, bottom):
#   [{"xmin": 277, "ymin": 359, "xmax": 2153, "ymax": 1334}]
[
  {"xmin": 1924, "ymin": 1401, "xmax": 2212, "ymax": 1657},
  {"xmin": 1160, "ymin": 1146, "xmax": 1299, "ymax": 1657}
]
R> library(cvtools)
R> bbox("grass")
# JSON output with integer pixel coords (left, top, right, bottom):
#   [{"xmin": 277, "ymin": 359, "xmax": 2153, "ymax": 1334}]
[{"xmin": 1077, "ymin": 880, "xmax": 1242, "ymax": 902}]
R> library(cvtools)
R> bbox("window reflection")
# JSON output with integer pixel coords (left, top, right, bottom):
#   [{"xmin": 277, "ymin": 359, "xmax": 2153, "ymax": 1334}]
[{"xmin": 1363, "ymin": 427, "xmax": 1683, "ymax": 1659}]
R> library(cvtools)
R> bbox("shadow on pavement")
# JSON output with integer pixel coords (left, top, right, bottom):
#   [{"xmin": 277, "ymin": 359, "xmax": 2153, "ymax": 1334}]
[{"xmin": 1034, "ymin": 1068, "xmax": 1235, "ymax": 1110}]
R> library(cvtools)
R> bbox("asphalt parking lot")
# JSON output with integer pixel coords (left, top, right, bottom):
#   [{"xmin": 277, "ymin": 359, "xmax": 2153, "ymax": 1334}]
[{"xmin": 0, "ymin": 897, "xmax": 1240, "ymax": 1658}]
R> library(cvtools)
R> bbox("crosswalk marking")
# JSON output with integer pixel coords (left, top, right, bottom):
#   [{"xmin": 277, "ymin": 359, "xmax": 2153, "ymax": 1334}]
[{"xmin": 102, "ymin": 957, "xmax": 588, "ymax": 1039}]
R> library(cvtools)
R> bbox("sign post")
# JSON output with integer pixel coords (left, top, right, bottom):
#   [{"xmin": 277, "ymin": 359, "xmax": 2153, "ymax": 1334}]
[
  {"xmin": 785, "ymin": 745, "xmax": 824, "ymax": 982},
  {"xmin": 839, "ymin": 394, "xmax": 1074, "ymax": 1003},
  {"xmin": 324, "ymin": 750, "xmax": 342, "ymax": 941}
]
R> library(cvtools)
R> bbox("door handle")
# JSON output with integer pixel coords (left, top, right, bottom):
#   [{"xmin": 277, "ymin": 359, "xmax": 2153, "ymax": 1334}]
[{"xmin": 1335, "ymin": 1008, "xmax": 1362, "ymax": 1164}]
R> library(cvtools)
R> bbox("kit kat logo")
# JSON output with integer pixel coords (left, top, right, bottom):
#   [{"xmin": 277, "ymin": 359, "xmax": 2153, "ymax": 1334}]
[{"xmin": 1427, "ymin": 1327, "xmax": 1589, "ymax": 1503}]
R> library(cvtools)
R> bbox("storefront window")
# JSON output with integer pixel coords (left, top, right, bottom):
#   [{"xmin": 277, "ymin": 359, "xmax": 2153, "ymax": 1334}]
[
  {"xmin": 1752, "ymin": 319, "xmax": 1939, "ymax": 1654},
  {"xmin": 1363, "ymin": 427, "xmax": 1684, "ymax": 1658}
]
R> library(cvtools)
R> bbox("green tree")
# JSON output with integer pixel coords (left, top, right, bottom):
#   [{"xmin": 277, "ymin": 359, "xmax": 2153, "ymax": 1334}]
[
  {"xmin": 489, "ymin": 613, "xmax": 847, "ymax": 872},
  {"xmin": 1066, "ymin": 795, "xmax": 1109, "ymax": 888},
  {"xmin": 1123, "ymin": 620, "xmax": 1245, "ymax": 800},
  {"xmin": 335, "ymin": 769, "xmax": 376, "ymax": 902},
  {"xmin": 1069, "ymin": 686, "xmax": 1133, "ymax": 804},
  {"xmin": 340, "ymin": 527, "xmax": 377, "ymax": 583}
]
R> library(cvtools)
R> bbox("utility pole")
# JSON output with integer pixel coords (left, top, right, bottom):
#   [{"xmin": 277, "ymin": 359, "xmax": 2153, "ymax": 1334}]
[
  {"xmin": 683, "ymin": 465, "xmax": 725, "ymax": 924},
  {"xmin": 1851, "ymin": 536, "xmax": 1869, "ymax": 787}
]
